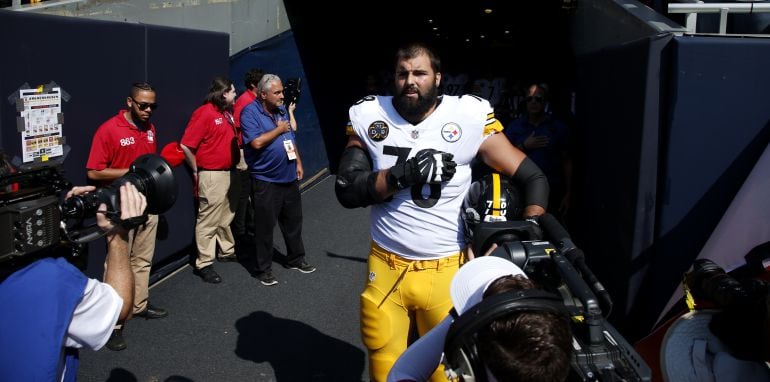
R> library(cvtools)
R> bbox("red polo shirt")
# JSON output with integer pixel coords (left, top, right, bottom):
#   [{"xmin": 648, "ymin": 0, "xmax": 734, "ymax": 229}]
[
  {"xmin": 86, "ymin": 110, "xmax": 157, "ymax": 171},
  {"xmin": 180, "ymin": 103, "xmax": 237, "ymax": 170},
  {"xmin": 233, "ymin": 90, "xmax": 257, "ymax": 145}
]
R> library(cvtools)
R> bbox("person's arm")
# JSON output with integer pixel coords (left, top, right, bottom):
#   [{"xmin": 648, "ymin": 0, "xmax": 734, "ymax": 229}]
[
  {"xmin": 248, "ymin": 119, "xmax": 292, "ymax": 150},
  {"xmin": 335, "ymin": 135, "xmax": 456, "ymax": 208},
  {"xmin": 388, "ymin": 316, "xmax": 453, "ymax": 382},
  {"xmin": 179, "ymin": 143, "xmax": 198, "ymax": 186},
  {"xmin": 288, "ymin": 102, "xmax": 298, "ymax": 132},
  {"xmin": 87, "ymin": 168, "xmax": 129, "ymax": 182},
  {"xmin": 65, "ymin": 184, "xmax": 146, "ymax": 322},
  {"xmin": 100, "ymin": 183, "xmax": 145, "ymax": 321},
  {"xmin": 241, "ymin": 107, "xmax": 291, "ymax": 150},
  {"xmin": 295, "ymin": 144, "xmax": 304, "ymax": 181},
  {"xmin": 478, "ymin": 133, "xmax": 548, "ymax": 217}
]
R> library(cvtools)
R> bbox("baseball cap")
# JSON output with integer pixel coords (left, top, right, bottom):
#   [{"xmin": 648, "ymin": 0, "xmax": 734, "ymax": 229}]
[
  {"xmin": 160, "ymin": 141, "xmax": 185, "ymax": 167},
  {"xmin": 450, "ymin": 256, "xmax": 527, "ymax": 315}
]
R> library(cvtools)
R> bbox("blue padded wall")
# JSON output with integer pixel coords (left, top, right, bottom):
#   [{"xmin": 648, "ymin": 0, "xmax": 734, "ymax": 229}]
[{"xmin": 0, "ymin": 9, "xmax": 228, "ymax": 278}]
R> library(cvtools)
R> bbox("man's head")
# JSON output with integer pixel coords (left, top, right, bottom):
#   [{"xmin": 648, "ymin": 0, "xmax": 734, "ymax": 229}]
[
  {"xmin": 126, "ymin": 83, "xmax": 157, "ymax": 124},
  {"xmin": 478, "ymin": 276, "xmax": 573, "ymax": 382},
  {"xmin": 525, "ymin": 83, "xmax": 549, "ymax": 117},
  {"xmin": 392, "ymin": 42, "xmax": 442, "ymax": 124},
  {"xmin": 244, "ymin": 68, "xmax": 265, "ymax": 92},
  {"xmin": 445, "ymin": 256, "xmax": 573, "ymax": 382},
  {"xmin": 258, "ymin": 74, "xmax": 284, "ymax": 113},
  {"xmin": 205, "ymin": 76, "xmax": 236, "ymax": 111}
]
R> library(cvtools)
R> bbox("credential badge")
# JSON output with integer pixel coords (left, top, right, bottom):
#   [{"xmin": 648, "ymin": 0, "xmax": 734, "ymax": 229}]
[
  {"xmin": 441, "ymin": 123, "xmax": 462, "ymax": 143},
  {"xmin": 368, "ymin": 120, "xmax": 389, "ymax": 142}
]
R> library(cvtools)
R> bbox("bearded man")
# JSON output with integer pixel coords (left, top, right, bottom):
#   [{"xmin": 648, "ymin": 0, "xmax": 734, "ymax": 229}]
[{"xmin": 335, "ymin": 42, "xmax": 550, "ymax": 382}]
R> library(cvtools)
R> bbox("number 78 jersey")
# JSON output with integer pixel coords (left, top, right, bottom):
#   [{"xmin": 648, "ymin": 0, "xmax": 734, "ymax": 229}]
[{"xmin": 347, "ymin": 95, "xmax": 502, "ymax": 259}]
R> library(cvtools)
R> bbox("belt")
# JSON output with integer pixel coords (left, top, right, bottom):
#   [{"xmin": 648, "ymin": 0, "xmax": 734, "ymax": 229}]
[
  {"xmin": 198, "ymin": 167, "xmax": 233, "ymax": 171},
  {"xmin": 370, "ymin": 241, "xmax": 465, "ymax": 308}
]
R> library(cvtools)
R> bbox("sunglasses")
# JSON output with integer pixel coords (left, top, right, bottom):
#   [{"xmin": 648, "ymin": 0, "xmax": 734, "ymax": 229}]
[
  {"xmin": 526, "ymin": 96, "xmax": 545, "ymax": 103},
  {"xmin": 131, "ymin": 97, "xmax": 158, "ymax": 111}
]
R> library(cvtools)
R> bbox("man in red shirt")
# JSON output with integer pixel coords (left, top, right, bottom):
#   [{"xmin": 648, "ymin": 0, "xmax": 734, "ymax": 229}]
[
  {"xmin": 86, "ymin": 82, "xmax": 168, "ymax": 351},
  {"xmin": 231, "ymin": 68, "xmax": 263, "ymax": 245},
  {"xmin": 181, "ymin": 77, "xmax": 239, "ymax": 284}
]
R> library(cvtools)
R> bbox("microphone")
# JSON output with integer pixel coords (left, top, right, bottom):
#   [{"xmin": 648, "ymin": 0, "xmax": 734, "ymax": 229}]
[{"xmin": 538, "ymin": 213, "xmax": 613, "ymax": 316}]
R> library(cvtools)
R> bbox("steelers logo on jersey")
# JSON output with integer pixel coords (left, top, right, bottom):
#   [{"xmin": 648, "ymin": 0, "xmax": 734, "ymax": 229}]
[
  {"xmin": 441, "ymin": 123, "xmax": 462, "ymax": 143},
  {"xmin": 368, "ymin": 120, "xmax": 389, "ymax": 142}
]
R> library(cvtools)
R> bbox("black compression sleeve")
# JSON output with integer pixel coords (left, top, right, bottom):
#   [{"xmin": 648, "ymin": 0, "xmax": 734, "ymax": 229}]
[
  {"xmin": 512, "ymin": 157, "xmax": 549, "ymax": 210},
  {"xmin": 335, "ymin": 146, "xmax": 379, "ymax": 208}
]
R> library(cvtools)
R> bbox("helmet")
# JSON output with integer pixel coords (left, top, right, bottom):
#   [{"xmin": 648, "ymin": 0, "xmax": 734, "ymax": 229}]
[{"xmin": 462, "ymin": 172, "xmax": 523, "ymax": 227}]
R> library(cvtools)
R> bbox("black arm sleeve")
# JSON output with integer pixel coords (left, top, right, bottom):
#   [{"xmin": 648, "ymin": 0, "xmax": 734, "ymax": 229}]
[
  {"xmin": 511, "ymin": 157, "xmax": 549, "ymax": 210},
  {"xmin": 335, "ymin": 146, "xmax": 379, "ymax": 209}
]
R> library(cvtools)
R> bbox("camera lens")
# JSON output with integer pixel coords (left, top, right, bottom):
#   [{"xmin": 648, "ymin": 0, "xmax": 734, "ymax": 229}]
[{"xmin": 686, "ymin": 259, "xmax": 748, "ymax": 308}]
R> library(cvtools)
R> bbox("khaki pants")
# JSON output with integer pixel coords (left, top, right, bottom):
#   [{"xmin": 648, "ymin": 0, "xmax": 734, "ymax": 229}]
[{"xmin": 195, "ymin": 170, "xmax": 236, "ymax": 269}]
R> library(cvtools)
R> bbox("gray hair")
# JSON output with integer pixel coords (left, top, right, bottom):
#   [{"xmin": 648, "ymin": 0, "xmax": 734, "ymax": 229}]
[{"xmin": 258, "ymin": 74, "xmax": 281, "ymax": 93}]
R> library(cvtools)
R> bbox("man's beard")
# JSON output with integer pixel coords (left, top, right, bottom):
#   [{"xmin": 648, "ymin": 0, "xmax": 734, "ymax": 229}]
[{"xmin": 393, "ymin": 84, "xmax": 439, "ymax": 123}]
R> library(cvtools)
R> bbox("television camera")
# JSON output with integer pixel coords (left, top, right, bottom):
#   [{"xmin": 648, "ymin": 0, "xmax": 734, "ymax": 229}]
[
  {"xmin": 683, "ymin": 257, "xmax": 770, "ymax": 361},
  {"xmin": 283, "ymin": 77, "xmax": 301, "ymax": 105},
  {"xmin": 0, "ymin": 153, "xmax": 177, "ymax": 269},
  {"xmin": 446, "ymin": 173, "xmax": 651, "ymax": 381}
]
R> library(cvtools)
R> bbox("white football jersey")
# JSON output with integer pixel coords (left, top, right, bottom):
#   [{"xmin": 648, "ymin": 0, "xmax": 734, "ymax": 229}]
[{"xmin": 347, "ymin": 95, "xmax": 502, "ymax": 259}]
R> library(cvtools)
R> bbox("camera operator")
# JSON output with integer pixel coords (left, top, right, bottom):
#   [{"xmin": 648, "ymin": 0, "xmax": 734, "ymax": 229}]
[
  {"xmin": 388, "ymin": 255, "xmax": 573, "ymax": 382},
  {"xmin": 0, "ymin": 183, "xmax": 146, "ymax": 381}
]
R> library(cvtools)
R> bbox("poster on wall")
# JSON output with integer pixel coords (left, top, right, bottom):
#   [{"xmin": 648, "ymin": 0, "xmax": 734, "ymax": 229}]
[{"xmin": 19, "ymin": 87, "xmax": 63, "ymax": 163}]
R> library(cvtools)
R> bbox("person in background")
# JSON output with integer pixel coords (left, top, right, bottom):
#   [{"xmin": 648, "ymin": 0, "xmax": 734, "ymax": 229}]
[
  {"xmin": 181, "ymin": 76, "xmax": 239, "ymax": 284},
  {"xmin": 505, "ymin": 83, "xmax": 572, "ymax": 222},
  {"xmin": 335, "ymin": 42, "xmax": 549, "ymax": 381},
  {"xmin": 232, "ymin": 68, "xmax": 264, "ymax": 246},
  {"xmin": 85, "ymin": 82, "xmax": 167, "ymax": 351},
  {"xmin": 241, "ymin": 73, "xmax": 315, "ymax": 287}
]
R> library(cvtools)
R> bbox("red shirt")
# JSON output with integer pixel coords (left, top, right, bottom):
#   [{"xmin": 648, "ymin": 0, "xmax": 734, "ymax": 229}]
[
  {"xmin": 180, "ymin": 103, "xmax": 237, "ymax": 170},
  {"xmin": 86, "ymin": 110, "xmax": 157, "ymax": 171},
  {"xmin": 233, "ymin": 90, "xmax": 257, "ymax": 145}
]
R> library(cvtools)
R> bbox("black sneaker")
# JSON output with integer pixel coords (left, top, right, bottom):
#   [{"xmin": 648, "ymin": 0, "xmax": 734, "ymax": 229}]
[
  {"xmin": 286, "ymin": 261, "xmax": 316, "ymax": 274},
  {"xmin": 194, "ymin": 266, "xmax": 222, "ymax": 283},
  {"xmin": 257, "ymin": 272, "xmax": 278, "ymax": 286},
  {"xmin": 217, "ymin": 254, "xmax": 238, "ymax": 263},
  {"xmin": 106, "ymin": 329, "xmax": 126, "ymax": 351}
]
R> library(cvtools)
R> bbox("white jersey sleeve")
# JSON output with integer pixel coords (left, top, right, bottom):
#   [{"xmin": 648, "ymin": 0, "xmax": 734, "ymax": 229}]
[
  {"xmin": 65, "ymin": 278, "xmax": 122, "ymax": 350},
  {"xmin": 348, "ymin": 95, "xmax": 503, "ymax": 259}
]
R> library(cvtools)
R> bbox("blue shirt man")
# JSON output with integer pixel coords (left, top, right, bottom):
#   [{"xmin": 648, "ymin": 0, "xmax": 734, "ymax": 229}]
[{"xmin": 240, "ymin": 73, "xmax": 315, "ymax": 286}]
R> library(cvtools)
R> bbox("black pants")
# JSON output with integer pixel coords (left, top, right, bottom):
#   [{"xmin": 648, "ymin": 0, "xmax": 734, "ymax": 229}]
[
  {"xmin": 251, "ymin": 178, "xmax": 306, "ymax": 274},
  {"xmin": 231, "ymin": 169, "xmax": 254, "ymax": 236}
]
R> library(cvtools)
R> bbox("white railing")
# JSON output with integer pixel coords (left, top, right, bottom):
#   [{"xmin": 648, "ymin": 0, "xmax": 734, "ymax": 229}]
[{"xmin": 668, "ymin": 1, "xmax": 770, "ymax": 34}]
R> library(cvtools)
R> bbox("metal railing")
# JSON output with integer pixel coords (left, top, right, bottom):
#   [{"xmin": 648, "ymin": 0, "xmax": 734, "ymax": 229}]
[{"xmin": 669, "ymin": 1, "xmax": 770, "ymax": 34}]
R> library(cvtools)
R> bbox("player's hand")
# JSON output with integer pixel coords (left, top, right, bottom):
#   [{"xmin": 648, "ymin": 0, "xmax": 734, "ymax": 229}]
[
  {"xmin": 389, "ymin": 149, "xmax": 456, "ymax": 189},
  {"xmin": 288, "ymin": 102, "xmax": 296, "ymax": 113}
]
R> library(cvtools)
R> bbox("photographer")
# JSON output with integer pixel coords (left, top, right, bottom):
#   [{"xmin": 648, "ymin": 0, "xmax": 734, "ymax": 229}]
[
  {"xmin": 388, "ymin": 255, "xmax": 572, "ymax": 382},
  {"xmin": 0, "ymin": 183, "xmax": 146, "ymax": 381}
]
